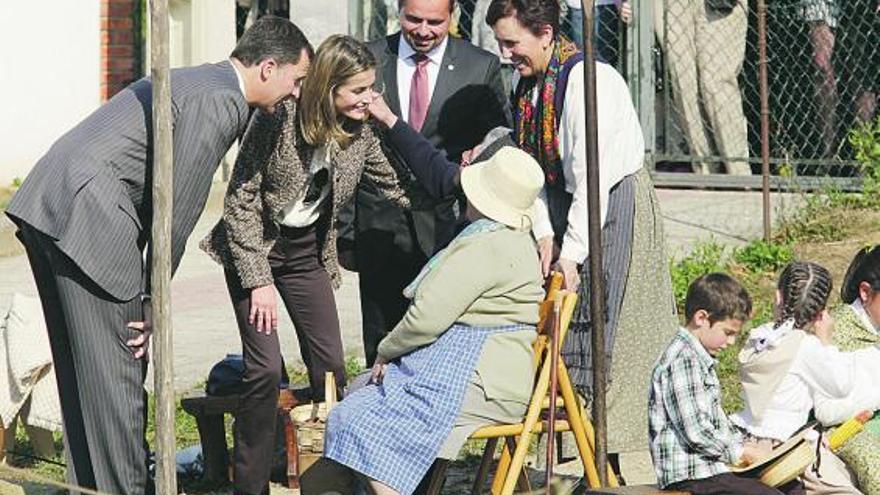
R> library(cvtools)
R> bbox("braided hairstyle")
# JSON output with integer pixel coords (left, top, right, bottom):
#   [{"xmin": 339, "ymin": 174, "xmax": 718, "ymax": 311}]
[
  {"xmin": 840, "ymin": 245, "xmax": 880, "ymax": 304},
  {"xmin": 775, "ymin": 261, "xmax": 833, "ymax": 330}
]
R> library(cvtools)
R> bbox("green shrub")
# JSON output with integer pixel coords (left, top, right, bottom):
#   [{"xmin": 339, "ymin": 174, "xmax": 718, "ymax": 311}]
[
  {"xmin": 670, "ymin": 240, "xmax": 728, "ymax": 312},
  {"xmin": 850, "ymin": 116, "xmax": 880, "ymax": 177},
  {"xmin": 733, "ymin": 240, "xmax": 793, "ymax": 274}
]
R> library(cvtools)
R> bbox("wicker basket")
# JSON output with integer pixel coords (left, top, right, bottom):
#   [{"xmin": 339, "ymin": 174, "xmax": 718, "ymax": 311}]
[{"xmin": 289, "ymin": 372, "xmax": 336, "ymax": 473}]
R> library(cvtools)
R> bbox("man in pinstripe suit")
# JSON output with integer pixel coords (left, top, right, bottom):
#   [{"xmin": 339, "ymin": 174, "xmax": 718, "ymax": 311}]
[{"xmin": 5, "ymin": 16, "xmax": 312, "ymax": 495}]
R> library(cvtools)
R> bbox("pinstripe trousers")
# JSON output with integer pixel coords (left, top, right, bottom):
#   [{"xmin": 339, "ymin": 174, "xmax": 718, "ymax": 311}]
[{"xmin": 18, "ymin": 224, "xmax": 151, "ymax": 495}]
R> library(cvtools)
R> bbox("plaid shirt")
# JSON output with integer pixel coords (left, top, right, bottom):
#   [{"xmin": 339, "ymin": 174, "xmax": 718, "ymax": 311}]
[{"xmin": 648, "ymin": 328, "xmax": 744, "ymax": 488}]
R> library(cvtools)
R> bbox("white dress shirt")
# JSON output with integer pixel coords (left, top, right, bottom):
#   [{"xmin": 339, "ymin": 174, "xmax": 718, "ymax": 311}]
[
  {"xmin": 277, "ymin": 144, "xmax": 333, "ymax": 228},
  {"xmin": 525, "ymin": 62, "xmax": 645, "ymax": 264},
  {"xmin": 731, "ymin": 329, "xmax": 857, "ymax": 440},
  {"xmin": 230, "ymin": 59, "xmax": 247, "ymax": 98},
  {"xmin": 852, "ymin": 299, "xmax": 879, "ymax": 335},
  {"xmin": 396, "ymin": 35, "xmax": 449, "ymax": 124}
]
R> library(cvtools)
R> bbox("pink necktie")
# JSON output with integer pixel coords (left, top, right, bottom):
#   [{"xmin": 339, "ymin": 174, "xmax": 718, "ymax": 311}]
[{"xmin": 408, "ymin": 54, "xmax": 430, "ymax": 132}]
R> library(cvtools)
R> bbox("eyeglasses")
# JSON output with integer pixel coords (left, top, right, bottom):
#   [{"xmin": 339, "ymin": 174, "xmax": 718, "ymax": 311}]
[{"xmin": 303, "ymin": 168, "xmax": 329, "ymax": 204}]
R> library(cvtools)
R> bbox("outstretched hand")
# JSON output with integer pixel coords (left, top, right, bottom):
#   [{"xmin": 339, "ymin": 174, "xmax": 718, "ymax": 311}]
[{"xmin": 367, "ymin": 95, "xmax": 399, "ymax": 129}]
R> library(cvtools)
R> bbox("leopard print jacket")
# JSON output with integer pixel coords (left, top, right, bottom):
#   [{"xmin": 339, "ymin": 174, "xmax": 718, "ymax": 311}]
[{"xmin": 200, "ymin": 99, "xmax": 414, "ymax": 289}]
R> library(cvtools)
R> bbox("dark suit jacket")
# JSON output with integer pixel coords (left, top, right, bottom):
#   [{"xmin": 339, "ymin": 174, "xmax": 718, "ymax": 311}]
[
  {"xmin": 346, "ymin": 33, "xmax": 510, "ymax": 257},
  {"xmin": 6, "ymin": 61, "xmax": 250, "ymax": 301},
  {"xmin": 383, "ymin": 119, "xmax": 516, "ymax": 199}
]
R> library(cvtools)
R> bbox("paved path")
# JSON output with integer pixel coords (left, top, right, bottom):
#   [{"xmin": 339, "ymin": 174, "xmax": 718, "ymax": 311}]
[
  {"xmin": 0, "ymin": 185, "xmax": 801, "ymax": 393},
  {"xmin": 0, "ymin": 185, "xmax": 804, "ymax": 488}
]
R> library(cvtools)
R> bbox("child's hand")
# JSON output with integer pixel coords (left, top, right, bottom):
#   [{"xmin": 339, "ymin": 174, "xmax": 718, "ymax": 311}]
[
  {"xmin": 813, "ymin": 309, "xmax": 834, "ymax": 345},
  {"xmin": 740, "ymin": 441, "xmax": 772, "ymax": 466}
]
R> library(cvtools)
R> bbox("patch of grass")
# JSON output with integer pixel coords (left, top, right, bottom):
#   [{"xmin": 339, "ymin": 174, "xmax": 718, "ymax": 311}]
[
  {"xmin": 0, "ymin": 187, "xmax": 13, "ymax": 211},
  {"xmin": 4, "ymin": 426, "xmax": 66, "ymax": 484}
]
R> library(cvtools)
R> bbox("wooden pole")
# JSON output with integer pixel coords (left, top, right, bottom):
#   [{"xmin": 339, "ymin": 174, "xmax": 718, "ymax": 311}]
[
  {"xmin": 545, "ymin": 292, "xmax": 563, "ymax": 492},
  {"xmin": 758, "ymin": 0, "xmax": 772, "ymax": 241},
  {"xmin": 150, "ymin": 1, "xmax": 176, "ymax": 494},
  {"xmin": 581, "ymin": 0, "xmax": 608, "ymax": 486}
]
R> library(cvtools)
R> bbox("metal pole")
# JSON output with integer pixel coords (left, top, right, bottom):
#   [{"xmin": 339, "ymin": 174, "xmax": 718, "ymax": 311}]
[
  {"xmin": 758, "ymin": 0, "xmax": 771, "ymax": 241},
  {"xmin": 581, "ymin": 0, "xmax": 608, "ymax": 487},
  {"xmin": 150, "ymin": 0, "xmax": 176, "ymax": 493}
]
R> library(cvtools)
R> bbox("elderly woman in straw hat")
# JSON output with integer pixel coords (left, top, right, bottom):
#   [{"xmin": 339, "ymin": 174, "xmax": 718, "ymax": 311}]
[{"xmin": 324, "ymin": 147, "xmax": 546, "ymax": 495}]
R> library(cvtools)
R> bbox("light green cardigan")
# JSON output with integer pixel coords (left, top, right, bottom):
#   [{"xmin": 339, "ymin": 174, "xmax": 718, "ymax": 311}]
[{"xmin": 376, "ymin": 227, "xmax": 545, "ymax": 405}]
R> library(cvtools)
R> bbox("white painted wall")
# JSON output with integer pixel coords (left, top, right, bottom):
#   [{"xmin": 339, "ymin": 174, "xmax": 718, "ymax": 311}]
[
  {"xmin": 0, "ymin": 1, "xmax": 237, "ymax": 186},
  {"xmin": 0, "ymin": 1, "xmax": 101, "ymax": 185},
  {"xmin": 290, "ymin": 0, "xmax": 350, "ymax": 49}
]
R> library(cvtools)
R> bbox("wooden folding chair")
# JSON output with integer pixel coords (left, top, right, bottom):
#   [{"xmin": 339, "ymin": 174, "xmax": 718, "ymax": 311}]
[{"xmin": 427, "ymin": 273, "xmax": 618, "ymax": 494}]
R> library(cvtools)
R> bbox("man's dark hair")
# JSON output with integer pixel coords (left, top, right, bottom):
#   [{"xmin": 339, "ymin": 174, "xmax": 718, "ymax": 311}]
[
  {"xmin": 486, "ymin": 0, "xmax": 560, "ymax": 37},
  {"xmin": 684, "ymin": 273, "xmax": 753, "ymax": 324},
  {"xmin": 230, "ymin": 15, "xmax": 313, "ymax": 67},
  {"xmin": 397, "ymin": 0, "xmax": 456, "ymax": 12}
]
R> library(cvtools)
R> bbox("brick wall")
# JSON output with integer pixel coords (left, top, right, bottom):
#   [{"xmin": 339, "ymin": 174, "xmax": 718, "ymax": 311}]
[{"xmin": 101, "ymin": 0, "xmax": 139, "ymax": 100}]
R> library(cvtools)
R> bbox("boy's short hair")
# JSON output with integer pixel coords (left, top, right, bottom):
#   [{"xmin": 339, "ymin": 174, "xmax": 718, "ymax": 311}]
[{"xmin": 684, "ymin": 273, "xmax": 753, "ymax": 324}]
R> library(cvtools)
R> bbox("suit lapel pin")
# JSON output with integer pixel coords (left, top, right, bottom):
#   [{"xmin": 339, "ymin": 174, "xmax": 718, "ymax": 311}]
[{"xmin": 447, "ymin": 64, "xmax": 454, "ymax": 71}]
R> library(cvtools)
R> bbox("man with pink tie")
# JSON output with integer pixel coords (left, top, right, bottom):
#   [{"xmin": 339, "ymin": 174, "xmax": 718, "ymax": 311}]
[{"xmin": 338, "ymin": 0, "xmax": 510, "ymax": 368}]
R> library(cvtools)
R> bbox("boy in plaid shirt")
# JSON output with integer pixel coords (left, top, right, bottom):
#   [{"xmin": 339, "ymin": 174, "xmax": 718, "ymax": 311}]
[{"xmin": 648, "ymin": 273, "xmax": 802, "ymax": 494}]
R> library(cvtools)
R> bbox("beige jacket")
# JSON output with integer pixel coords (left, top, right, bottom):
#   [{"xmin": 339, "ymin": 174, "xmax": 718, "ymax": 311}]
[
  {"xmin": 377, "ymin": 227, "xmax": 544, "ymax": 405},
  {"xmin": 200, "ymin": 99, "xmax": 416, "ymax": 289}
]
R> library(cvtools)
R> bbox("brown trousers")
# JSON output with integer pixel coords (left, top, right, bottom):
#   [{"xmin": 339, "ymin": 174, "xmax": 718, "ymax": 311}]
[{"xmin": 225, "ymin": 224, "xmax": 346, "ymax": 495}]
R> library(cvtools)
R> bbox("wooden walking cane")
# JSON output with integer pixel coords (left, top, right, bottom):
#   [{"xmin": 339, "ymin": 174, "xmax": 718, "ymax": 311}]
[{"xmin": 545, "ymin": 291, "xmax": 564, "ymax": 493}]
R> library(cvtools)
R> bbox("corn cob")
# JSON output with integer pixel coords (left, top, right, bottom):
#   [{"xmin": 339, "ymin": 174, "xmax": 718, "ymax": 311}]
[{"xmin": 828, "ymin": 410, "xmax": 873, "ymax": 451}]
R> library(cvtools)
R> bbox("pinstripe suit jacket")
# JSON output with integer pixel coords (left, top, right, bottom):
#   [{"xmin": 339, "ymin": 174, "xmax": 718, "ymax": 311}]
[{"xmin": 6, "ymin": 61, "xmax": 251, "ymax": 301}]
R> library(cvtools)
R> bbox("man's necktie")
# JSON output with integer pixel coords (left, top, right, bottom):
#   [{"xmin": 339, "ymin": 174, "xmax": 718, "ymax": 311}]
[{"xmin": 408, "ymin": 53, "xmax": 430, "ymax": 132}]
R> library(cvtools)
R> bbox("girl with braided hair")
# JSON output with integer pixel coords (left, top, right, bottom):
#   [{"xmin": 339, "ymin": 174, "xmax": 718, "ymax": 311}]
[{"xmin": 731, "ymin": 261, "xmax": 869, "ymax": 495}]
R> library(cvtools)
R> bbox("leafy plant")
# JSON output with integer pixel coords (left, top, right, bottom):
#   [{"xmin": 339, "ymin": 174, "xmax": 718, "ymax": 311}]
[
  {"xmin": 10, "ymin": 177, "xmax": 22, "ymax": 188},
  {"xmin": 733, "ymin": 240, "xmax": 793, "ymax": 274},
  {"xmin": 669, "ymin": 239, "xmax": 728, "ymax": 312},
  {"xmin": 850, "ymin": 116, "xmax": 880, "ymax": 181}
]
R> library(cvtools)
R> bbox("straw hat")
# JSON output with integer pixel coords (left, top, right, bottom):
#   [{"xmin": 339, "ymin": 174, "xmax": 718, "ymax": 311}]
[
  {"xmin": 460, "ymin": 146, "xmax": 545, "ymax": 230},
  {"xmin": 758, "ymin": 437, "xmax": 816, "ymax": 487},
  {"xmin": 729, "ymin": 426, "xmax": 817, "ymax": 488}
]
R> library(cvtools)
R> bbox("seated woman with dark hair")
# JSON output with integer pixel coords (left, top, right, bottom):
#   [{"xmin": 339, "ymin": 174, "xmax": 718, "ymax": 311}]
[{"xmin": 324, "ymin": 147, "xmax": 546, "ymax": 495}]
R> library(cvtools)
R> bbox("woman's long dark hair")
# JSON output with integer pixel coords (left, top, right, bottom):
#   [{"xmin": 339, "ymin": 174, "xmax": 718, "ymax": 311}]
[{"xmin": 840, "ymin": 245, "xmax": 880, "ymax": 304}]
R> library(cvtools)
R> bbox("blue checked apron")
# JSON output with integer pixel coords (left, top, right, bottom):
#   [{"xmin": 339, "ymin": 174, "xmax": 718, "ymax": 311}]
[{"xmin": 324, "ymin": 322, "xmax": 530, "ymax": 494}]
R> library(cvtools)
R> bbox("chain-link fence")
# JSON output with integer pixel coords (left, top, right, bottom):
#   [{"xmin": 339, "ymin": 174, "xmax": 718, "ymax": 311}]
[
  {"xmin": 654, "ymin": 0, "xmax": 877, "ymax": 180},
  {"xmin": 350, "ymin": 0, "xmax": 877, "ymax": 188}
]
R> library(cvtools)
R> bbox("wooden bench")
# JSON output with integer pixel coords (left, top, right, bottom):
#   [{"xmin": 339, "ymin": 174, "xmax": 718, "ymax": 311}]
[
  {"xmin": 180, "ymin": 386, "xmax": 312, "ymax": 487},
  {"xmin": 584, "ymin": 486, "xmax": 690, "ymax": 494}
]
